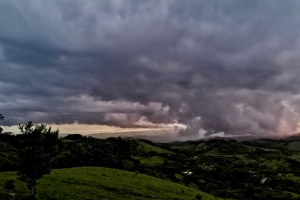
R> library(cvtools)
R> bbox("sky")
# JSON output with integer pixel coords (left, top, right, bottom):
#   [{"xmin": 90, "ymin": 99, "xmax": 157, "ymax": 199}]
[{"xmin": 1, "ymin": 0, "xmax": 300, "ymax": 140}]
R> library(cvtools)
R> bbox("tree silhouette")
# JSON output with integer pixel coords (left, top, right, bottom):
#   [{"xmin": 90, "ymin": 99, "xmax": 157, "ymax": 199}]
[
  {"xmin": 18, "ymin": 121, "xmax": 61, "ymax": 197},
  {"xmin": 0, "ymin": 114, "xmax": 4, "ymax": 134}
]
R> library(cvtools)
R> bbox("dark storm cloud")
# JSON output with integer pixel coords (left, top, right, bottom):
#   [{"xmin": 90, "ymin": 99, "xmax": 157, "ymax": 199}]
[{"xmin": 1, "ymin": 0, "xmax": 300, "ymax": 137}]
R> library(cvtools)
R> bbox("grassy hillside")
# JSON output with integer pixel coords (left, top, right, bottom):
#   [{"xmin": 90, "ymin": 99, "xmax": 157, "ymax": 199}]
[
  {"xmin": 288, "ymin": 141, "xmax": 300, "ymax": 151},
  {"xmin": 0, "ymin": 167, "xmax": 222, "ymax": 200},
  {"xmin": 136, "ymin": 156, "xmax": 165, "ymax": 165},
  {"xmin": 242, "ymin": 139, "xmax": 300, "ymax": 151},
  {"xmin": 137, "ymin": 141, "xmax": 173, "ymax": 154},
  {"xmin": 2, "ymin": 133, "xmax": 300, "ymax": 200}
]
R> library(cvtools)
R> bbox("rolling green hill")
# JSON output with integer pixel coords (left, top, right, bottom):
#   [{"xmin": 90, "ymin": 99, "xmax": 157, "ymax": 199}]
[
  {"xmin": 137, "ymin": 141, "xmax": 173, "ymax": 154},
  {"xmin": 288, "ymin": 141, "xmax": 300, "ymax": 151},
  {"xmin": 2, "ymin": 133, "xmax": 300, "ymax": 200},
  {"xmin": 136, "ymin": 156, "xmax": 165, "ymax": 165},
  {"xmin": 0, "ymin": 167, "xmax": 222, "ymax": 200},
  {"xmin": 243, "ymin": 139, "xmax": 300, "ymax": 151}
]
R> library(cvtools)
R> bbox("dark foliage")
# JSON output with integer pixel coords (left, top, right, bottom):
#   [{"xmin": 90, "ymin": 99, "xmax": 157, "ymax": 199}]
[
  {"xmin": 4, "ymin": 180, "xmax": 15, "ymax": 191},
  {"xmin": 18, "ymin": 122, "xmax": 61, "ymax": 197}
]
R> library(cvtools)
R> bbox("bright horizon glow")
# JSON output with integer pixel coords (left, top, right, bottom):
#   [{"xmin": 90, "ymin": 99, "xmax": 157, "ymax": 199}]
[{"xmin": 2, "ymin": 122, "xmax": 186, "ymax": 135}]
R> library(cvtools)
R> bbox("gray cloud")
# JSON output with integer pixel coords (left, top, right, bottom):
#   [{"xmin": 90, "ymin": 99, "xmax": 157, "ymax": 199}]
[{"xmin": 1, "ymin": 0, "xmax": 300, "ymax": 137}]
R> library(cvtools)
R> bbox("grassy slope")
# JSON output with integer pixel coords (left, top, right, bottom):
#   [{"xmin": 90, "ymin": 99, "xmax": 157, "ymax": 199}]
[
  {"xmin": 137, "ymin": 141, "xmax": 173, "ymax": 154},
  {"xmin": 137, "ymin": 156, "xmax": 165, "ymax": 165},
  {"xmin": 285, "ymin": 173, "xmax": 300, "ymax": 182},
  {"xmin": 204, "ymin": 148, "xmax": 219, "ymax": 155},
  {"xmin": 263, "ymin": 159, "xmax": 289, "ymax": 170},
  {"xmin": 288, "ymin": 141, "xmax": 300, "ymax": 151},
  {"xmin": 0, "ymin": 167, "xmax": 223, "ymax": 200},
  {"xmin": 245, "ymin": 139, "xmax": 300, "ymax": 151}
]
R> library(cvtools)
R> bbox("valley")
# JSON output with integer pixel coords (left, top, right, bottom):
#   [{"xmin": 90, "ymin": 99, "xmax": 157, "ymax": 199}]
[{"xmin": 1, "ymin": 133, "xmax": 300, "ymax": 199}]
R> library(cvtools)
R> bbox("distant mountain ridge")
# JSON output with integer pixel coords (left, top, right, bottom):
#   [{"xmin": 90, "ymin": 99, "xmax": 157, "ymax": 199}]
[
  {"xmin": 63, "ymin": 131, "xmax": 300, "ymax": 143},
  {"xmin": 283, "ymin": 133, "xmax": 300, "ymax": 141}
]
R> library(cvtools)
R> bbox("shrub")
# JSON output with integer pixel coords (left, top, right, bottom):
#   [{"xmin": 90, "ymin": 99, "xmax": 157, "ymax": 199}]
[
  {"xmin": 4, "ymin": 179, "xmax": 15, "ymax": 191},
  {"xmin": 195, "ymin": 194, "xmax": 202, "ymax": 200}
]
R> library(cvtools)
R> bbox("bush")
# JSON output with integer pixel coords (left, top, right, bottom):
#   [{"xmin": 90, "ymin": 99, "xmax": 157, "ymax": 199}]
[
  {"xmin": 195, "ymin": 194, "xmax": 202, "ymax": 200},
  {"xmin": 3, "ymin": 179, "xmax": 15, "ymax": 191}
]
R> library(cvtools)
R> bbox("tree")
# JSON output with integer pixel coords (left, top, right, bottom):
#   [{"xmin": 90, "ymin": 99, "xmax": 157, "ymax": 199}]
[
  {"xmin": 0, "ymin": 114, "xmax": 4, "ymax": 134},
  {"xmin": 18, "ymin": 122, "xmax": 61, "ymax": 198},
  {"xmin": 0, "ymin": 114, "xmax": 13, "ymax": 136}
]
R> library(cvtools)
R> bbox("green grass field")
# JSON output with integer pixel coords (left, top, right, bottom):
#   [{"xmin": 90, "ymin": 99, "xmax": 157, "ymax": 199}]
[
  {"xmin": 285, "ymin": 174, "xmax": 300, "ymax": 183},
  {"xmin": 263, "ymin": 159, "xmax": 289, "ymax": 170},
  {"xmin": 137, "ymin": 142, "xmax": 173, "ymax": 154},
  {"xmin": 0, "ymin": 167, "xmax": 223, "ymax": 200},
  {"xmin": 242, "ymin": 144, "xmax": 279, "ymax": 152},
  {"xmin": 204, "ymin": 148, "xmax": 219, "ymax": 155},
  {"xmin": 136, "ymin": 156, "xmax": 165, "ymax": 165},
  {"xmin": 284, "ymin": 191, "xmax": 300, "ymax": 198}
]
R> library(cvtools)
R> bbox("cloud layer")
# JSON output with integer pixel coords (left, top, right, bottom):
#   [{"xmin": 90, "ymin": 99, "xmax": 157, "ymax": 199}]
[{"xmin": 1, "ymin": 0, "xmax": 300, "ymax": 137}]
